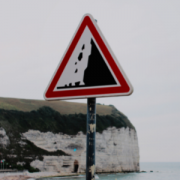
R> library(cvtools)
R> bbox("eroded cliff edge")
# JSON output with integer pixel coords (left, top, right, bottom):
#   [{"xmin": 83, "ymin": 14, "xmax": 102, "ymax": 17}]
[
  {"xmin": 24, "ymin": 128, "xmax": 139, "ymax": 173},
  {"xmin": 0, "ymin": 97, "xmax": 139, "ymax": 173}
]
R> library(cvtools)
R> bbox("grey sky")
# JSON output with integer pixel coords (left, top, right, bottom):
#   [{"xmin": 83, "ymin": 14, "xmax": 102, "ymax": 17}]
[{"xmin": 0, "ymin": 0, "xmax": 180, "ymax": 162}]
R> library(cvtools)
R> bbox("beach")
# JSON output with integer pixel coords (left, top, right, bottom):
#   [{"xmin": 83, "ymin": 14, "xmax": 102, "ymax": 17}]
[
  {"xmin": 1, "ymin": 163, "xmax": 180, "ymax": 180},
  {"xmin": 0, "ymin": 171, "xmax": 80, "ymax": 180},
  {"xmin": 0, "ymin": 175, "xmax": 30, "ymax": 180}
]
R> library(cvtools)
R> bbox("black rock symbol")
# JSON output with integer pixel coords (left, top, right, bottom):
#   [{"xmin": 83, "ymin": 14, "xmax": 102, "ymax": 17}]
[
  {"xmin": 75, "ymin": 81, "xmax": 80, "ymax": 86},
  {"xmin": 78, "ymin": 52, "xmax": 83, "ymax": 61}
]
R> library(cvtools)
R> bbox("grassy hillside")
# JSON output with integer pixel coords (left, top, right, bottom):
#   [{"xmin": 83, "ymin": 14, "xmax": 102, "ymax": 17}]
[
  {"xmin": 0, "ymin": 106, "xmax": 134, "ymax": 135},
  {"xmin": 0, "ymin": 97, "xmax": 134, "ymax": 131},
  {"xmin": 0, "ymin": 97, "xmax": 114, "ymax": 115}
]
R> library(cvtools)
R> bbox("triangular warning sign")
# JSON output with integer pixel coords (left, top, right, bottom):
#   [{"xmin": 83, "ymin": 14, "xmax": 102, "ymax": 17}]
[{"xmin": 44, "ymin": 14, "xmax": 133, "ymax": 100}]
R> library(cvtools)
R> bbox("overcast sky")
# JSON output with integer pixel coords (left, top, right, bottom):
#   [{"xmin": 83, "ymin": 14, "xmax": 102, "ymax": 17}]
[{"xmin": 0, "ymin": 0, "xmax": 180, "ymax": 162}]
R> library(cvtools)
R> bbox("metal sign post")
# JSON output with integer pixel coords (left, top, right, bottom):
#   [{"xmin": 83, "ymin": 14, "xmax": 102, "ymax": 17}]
[{"xmin": 86, "ymin": 98, "xmax": 96, "ymax": 180}]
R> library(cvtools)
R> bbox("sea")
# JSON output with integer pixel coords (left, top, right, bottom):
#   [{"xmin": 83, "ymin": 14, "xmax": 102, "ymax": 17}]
[{"xmin": 39, "ymin": 162, "xmax": 180, "ymax": 180}]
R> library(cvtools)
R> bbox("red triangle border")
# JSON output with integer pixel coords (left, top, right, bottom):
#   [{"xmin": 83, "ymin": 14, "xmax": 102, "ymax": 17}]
[{"xmin": 44, "ymin": 14, "xmax": 133, "ymax": 100}]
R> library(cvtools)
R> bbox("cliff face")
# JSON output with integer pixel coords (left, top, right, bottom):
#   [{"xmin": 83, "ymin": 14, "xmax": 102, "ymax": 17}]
[
  {"xmin": 24, "ymin": 127, "xmax": 139, "ymax": 173},
  {"xmin": 0, "ymin": 97, "xmax": 139, "ymax": 173},
  {"xmin": 0, "ymin": 127, "xmax": 10, "ymax": 147}
]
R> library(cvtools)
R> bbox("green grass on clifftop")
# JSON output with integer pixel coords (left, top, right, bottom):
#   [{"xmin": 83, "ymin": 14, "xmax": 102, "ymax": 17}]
[
  {"xmin": 0, "ymin": 97, "xmax": 135, "ymax": 133},
  {"xmin": 0, "ymin": 106, "xmax": 134, "ymax": 135},
  {"xmin": 0, "ymin": 97, "xmax": 113, "ymax": 115}
]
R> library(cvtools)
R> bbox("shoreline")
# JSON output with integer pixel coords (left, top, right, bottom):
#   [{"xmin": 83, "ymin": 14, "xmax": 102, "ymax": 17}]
[
  {"xmin": 0, "ymin": 172, "xmax": 81, "ymax": 180},
  {"xmin": 0, "ymin": 170, "xmax": 141, "ymax": 180}
]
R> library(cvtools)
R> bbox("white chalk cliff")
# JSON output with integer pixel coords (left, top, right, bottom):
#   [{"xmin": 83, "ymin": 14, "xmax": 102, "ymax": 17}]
[
  {"xmin": 23, "ymin": 127, "xmax": 139, "ymax": 173},
  {"xmin": 0, "ymin": 127, "xmax": 10, "ymax": 147}
]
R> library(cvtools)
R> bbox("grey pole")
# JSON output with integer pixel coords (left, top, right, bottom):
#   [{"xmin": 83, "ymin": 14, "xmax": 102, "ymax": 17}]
[
  {"xmin": 86, "ymin": 19, "xmax": 97, "ymax": 180},
  {"xmin": 86, "ymin": 98, "xmax": 96, "ymax": 180}
]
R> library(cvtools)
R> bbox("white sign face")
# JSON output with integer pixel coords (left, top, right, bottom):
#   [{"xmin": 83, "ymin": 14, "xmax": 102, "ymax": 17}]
[
  {"xmin": 44, "ymin": 14, "xmax": 133, "ymax": 100},
  {"xmin": 54, "ymin": 26, "xmax": 119, "ymax": 91}
]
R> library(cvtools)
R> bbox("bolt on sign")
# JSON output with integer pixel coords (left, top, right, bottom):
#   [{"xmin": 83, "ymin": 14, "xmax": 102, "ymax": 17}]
[{"xmin": 44, "ymin": 14, "xmax": 133, "ymax": 100}]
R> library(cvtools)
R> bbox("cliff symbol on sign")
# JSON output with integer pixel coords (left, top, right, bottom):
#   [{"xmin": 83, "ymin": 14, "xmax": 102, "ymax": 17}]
[{"xmin": 55, "ymin": 29, "xmax": 117, "ymax": 89}]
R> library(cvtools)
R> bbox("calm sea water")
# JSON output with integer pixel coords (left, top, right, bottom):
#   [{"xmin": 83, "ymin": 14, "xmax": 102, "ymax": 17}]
[{"xmin": 40, "ymin": 162, "xmax": 180, "ymax": 180}]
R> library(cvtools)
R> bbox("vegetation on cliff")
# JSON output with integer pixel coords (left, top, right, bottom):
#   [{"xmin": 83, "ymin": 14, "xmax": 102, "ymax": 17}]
[
  {"xmin": 0, "ymin": 97, "xmax": 113, "ymax": 115},
  {"xmin": 0, "ymin": 106, "xmax": 134, "ymax": 135}
]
